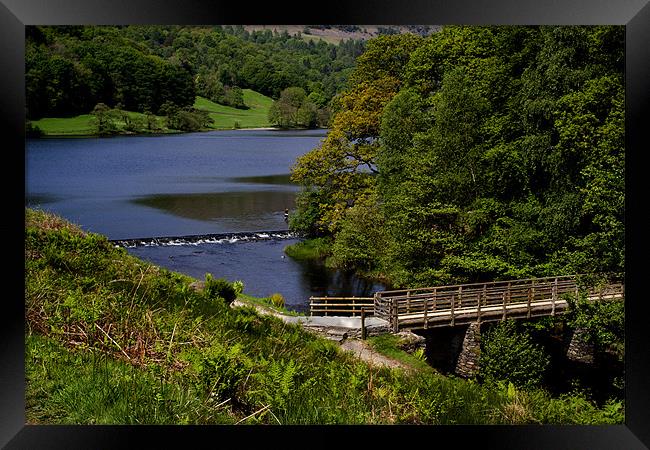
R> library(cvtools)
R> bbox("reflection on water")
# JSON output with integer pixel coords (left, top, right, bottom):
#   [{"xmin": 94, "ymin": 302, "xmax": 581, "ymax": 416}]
[
  {"xmin": 173, "ymin": 173, "xmax": 293, "ymax": 186},
  {"xmin": 25, "ymin": 194, "xmax": 60, "ymax": 206},
  {"xmin": 228, "ymin": 174, "xmax": 293, "ymax": 185},
  {"xmin": 132, "ymin": 190, "xmax": 296, "ymax": 230},
  {"xmin": 299, "ymin": 258, "xmax": 382, "ymax": 297}
]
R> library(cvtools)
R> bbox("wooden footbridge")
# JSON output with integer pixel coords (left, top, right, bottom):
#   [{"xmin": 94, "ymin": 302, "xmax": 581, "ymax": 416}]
[{"xmin": 310, "ymin": 275, "xmax": 624, "ymax": 333}]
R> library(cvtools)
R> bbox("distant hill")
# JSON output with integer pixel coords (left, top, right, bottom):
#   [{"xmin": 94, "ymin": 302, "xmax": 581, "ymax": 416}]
[{"xmin": 243, "ymin": 25, "xmax": 441, "ymax": 44}]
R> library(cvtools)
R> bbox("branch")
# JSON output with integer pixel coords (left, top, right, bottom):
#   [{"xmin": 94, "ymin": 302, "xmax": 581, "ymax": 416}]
[
  {"xmin": 235, "ymin": 404, "xmax": 271, "ymax": 424},
  {"xmin": 95, "ymin": 323, "xmax": 131, "ymax": 360},
  {"xmin": 342, "ymin": 152, "xmax": 380, "ymax": 174}
]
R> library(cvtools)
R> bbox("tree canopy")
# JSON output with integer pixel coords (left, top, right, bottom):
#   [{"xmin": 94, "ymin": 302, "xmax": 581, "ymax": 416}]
[
  {"xmin": 290, "ymin": 25, "xmax": 624, "ymax": 288},
  {"xmin": 26, "ymin": 25, "xmax": 364, "ymax": 120}
]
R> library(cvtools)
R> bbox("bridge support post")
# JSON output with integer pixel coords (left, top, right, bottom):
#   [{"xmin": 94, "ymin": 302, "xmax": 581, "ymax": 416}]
[
  {"xmin": 454, "ymin": 322, "xmax": 481, "ymax": 378},
  {"xmin": 392, "ymin": 298, "xmax": 399, "ymax": 333},
  {"xmin": 566, "ymin": 327, "xmax": 595, "ymax": 364}
]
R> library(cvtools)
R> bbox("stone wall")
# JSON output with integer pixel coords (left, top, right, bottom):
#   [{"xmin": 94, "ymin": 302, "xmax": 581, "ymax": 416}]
[
  {"xmin": 454, "ymin": 322, "xmax": 481, "ymax": 378},
  {"xmin": 566, "ymin": 327, "xmax": 595, "ymax": 364}
]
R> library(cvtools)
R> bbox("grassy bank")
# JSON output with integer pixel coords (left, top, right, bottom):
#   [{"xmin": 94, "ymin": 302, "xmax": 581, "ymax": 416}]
[
  {"xmin": 25, "ymin": 208, "xmax": 623, "ymax": 425},
  {"xmin": 284, "ymin": 236, "xmax": 392, "ymax": 287},
  {"xmin": 29, "ymin": 90, "xmax": 274, "ymax": 137},
  {"xmin": 30, "ymin": 111, "xmax": 172, "ymax": 137},
  {"xmin": 283, "ymin": 237, "xmax": 332, "ymax": 261}
]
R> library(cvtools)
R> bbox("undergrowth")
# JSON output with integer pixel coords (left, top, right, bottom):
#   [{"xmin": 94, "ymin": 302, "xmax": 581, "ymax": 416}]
[{"xmin": 24, "ymin": 208, "xmax": 623, "ymax": 425}]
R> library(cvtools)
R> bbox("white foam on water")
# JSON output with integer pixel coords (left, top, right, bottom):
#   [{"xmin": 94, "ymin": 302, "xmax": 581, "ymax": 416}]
[{"xmin": 114, "ymin": 230, "xmax": 299, "ymax": 248}]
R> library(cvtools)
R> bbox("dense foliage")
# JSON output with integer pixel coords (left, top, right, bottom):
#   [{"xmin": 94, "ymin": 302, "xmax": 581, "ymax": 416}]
[
  {"xmin": 268, "ymin": 86, "xmax": 327, "ymax": 129},
  {"xmin": 26, "ymin": 26, "xmax": 196, "ymax": 119},
  {"xmin": 290, "ymin": 26, "xmax": 624, "ymax": 287},
  {"xmin": 479, "ymin": 321, "xmax": 551, "ymax": 389},
  {"xmin": 25, "ymin": 209, "xmax": 623, "ymax": 424},
  {"xmin": 26, "ymin": 25, "xmax": 363, "ymax": 120}
]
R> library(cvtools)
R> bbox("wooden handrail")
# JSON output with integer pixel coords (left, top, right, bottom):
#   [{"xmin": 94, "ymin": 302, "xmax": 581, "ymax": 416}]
[
  {"xmin": 373, "ymin": 274, "xmax": 624, "ymax": 330},
  {"xmin": 309, "ymin": 296, "xmax": 374, "ymax": 317},
  {"xmin": 309, "ymin": 274, "xmax": 624, "ymax": 329}
]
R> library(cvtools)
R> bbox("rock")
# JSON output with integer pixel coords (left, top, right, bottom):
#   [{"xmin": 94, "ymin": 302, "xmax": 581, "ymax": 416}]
[
  {"xmin": 303, "ymin": 325, "xmax": 351, "ymax": 342},
  {"xmin": 189, "ymin": 281, "xmax": 205, "ymax": 292},
  {"xmin": 395, "ymin": 331, "xmax": 426, "ymax": 353}
]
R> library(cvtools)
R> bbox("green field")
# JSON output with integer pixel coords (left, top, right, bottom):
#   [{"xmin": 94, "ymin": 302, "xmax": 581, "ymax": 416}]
[
  {"xmin": 194, "ymin": 89, "xmax": 273, "ymax": 129},
  {"xmin": 31, "ymin": 114, "xmax": 98, "ymax": 136},
  {"xmin": 31, "ymin": 111, "xmax": 170, "ymax": 137},
  {"xmin": 30, "ymin": 89, "xmax": 274, "ymax": 136}
]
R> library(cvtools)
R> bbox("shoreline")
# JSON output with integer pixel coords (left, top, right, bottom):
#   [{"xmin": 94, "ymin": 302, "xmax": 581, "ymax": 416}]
[{"xmin": 28, "ymin": 125, "xmax": 331, "ymax": 139}]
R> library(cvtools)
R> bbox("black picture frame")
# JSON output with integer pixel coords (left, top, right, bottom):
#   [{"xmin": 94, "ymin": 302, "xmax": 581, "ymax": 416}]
[{"xmin": 3, "ymin": 0, "xmax": 649, "ymax": 448}]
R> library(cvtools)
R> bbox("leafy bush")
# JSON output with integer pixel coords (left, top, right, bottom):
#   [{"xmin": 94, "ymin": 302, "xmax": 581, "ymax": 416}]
[
  {"xmin": 412, "ymin": 347, "xmax": 427, "ymax": 361},
  {"xmin": 26, "ymin": 120, "xmax": 43, "ymax": 137},
  {"xmin": 269, "ymin": 293, "xmax": 285, "ymax": 308},
  {"xmin": 565, "ymin": 293, "xmax": 624, "ymax": 354},
  {"xmin": 232, "ymin": 280, "xmax": 245, "ymax": 296},
  {"xmin": 479, "ymin": 321, "xmax": 550, "ymax": 390},
  {"xmin": 329, "ymin": 194, "xmax": 387, "ymax": 272},
  {"xmin": 288, "ymin": 188, "xmax": 329, "ymax": 237},
  {"xmin": 189, "ymin": 342, "xmax": 251, "ymax": 401},
  {"xmin": 204, "ymin": 274, "xmax": 237, "ymax": 304}
]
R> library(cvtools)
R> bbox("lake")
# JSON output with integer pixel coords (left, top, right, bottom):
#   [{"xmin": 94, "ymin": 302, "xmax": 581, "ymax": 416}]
[{"xmin": 26, "ymin": 129, "xmax": 385, "ymax": 311}]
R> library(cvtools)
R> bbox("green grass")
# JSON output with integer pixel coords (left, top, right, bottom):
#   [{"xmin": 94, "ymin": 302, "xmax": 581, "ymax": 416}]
[
  {"xmin": 193, "ymin": 89, "xmax": 274, "ymax": 129},
  {"xmin": 367, "ymin": 334, "xmax": 434, "ymax": 372},
  {"xmin": 284, "ymin": 237, "xmax": 333, "ymax": 261},
  {"xmin": 31, "ymin": 111, "xmax": 171, "ymax": 137},
  {"xmin": 31, "ymin": 115, "xmax": 97, "ymax": 136},
  {"xmin": 236, "ymin": 293, "xmax": 301, "ymax": 316},
  {"xmin": 24, "ymin": 208, "xmax": 624, "ymax": 425},
  {"xmin": 26, "ymin": 334, "xmax": 233, "ymax": 425},
  {"xmin": 30, "ymin": 89, "xmax": 274, "ymax": 136}
]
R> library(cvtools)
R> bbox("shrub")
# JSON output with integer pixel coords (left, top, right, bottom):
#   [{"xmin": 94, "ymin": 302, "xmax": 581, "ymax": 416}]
[
  {"xmin": 191, "ymin": 342, "xmax": 251, "ymax": 401},
  {"xmin": 479, "ymin": 320, "xmax": 550, "ymax": 390},
  {"xmin": 329, "ymin": 194, "xmax": 387, "ymax": 272},
  {"xmin": 232, "ymin": 280, "xmax": 245, "ymax": 296},
  {"xmin": 412, "ymin": 347, "xmax": 427, "ymax": 362},
  {"xmin": 269, "ymin": 293, "xmax": 285, "ymax": 308},
  {"xmin": 26, "ymin": 121, "xmax": 43, "ymax": 138},
  {"xmin": 565, "ymin": 292, "xmax": 624, "ymax": 354},
  {"xmin": 204, "ymin": 274, "xmax": 237, "ymax": 304},
  {"xmin": 288, "ymin": 188, "xmax": 328, "ymax": 237}
]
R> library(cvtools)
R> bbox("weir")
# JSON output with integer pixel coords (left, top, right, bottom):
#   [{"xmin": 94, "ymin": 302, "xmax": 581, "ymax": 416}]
[{"xmin": 110, "ymin": 230, "xmax": 300, "ymax": 248}]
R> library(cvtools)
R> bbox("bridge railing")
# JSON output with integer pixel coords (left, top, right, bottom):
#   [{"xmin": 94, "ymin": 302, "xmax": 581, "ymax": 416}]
[
  {"xmin": 374, "ymin": 274, "xmax": 624, "ymax": 331},
  {"xmin": 309, "ymin": 297, "xmax": 374, "ymax": 317},
  {"xmin": 375, "ymin": 276, "xmax": 573, "ymax": 317}
]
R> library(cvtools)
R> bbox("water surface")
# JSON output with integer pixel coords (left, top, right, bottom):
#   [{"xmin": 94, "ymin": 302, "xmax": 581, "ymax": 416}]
[
  {"xmin": 26, "ymin": 129, "xmax": 324, "ymax": 239},
  {"xmin": 26, "ymin": 129, "xmax": 386, "ymax": 311},
  {"xmin": 128, "ymin": 238, "xmax": 384, "ymax": 314}
]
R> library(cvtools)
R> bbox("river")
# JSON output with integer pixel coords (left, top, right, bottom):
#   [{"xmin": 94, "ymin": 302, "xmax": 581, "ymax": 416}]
[{"xmin": 26, "ymin": 129, "xmax": 385, "ymax": 313}]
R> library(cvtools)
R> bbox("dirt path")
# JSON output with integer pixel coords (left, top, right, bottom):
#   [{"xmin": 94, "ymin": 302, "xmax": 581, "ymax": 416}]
[
  {"xmin": 232, "ymin": 298, "xmax": 409, "ymax": 370},
  {"xmin": 339, "ymin": 339, "xmax": 411, "ymax": 370}
]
